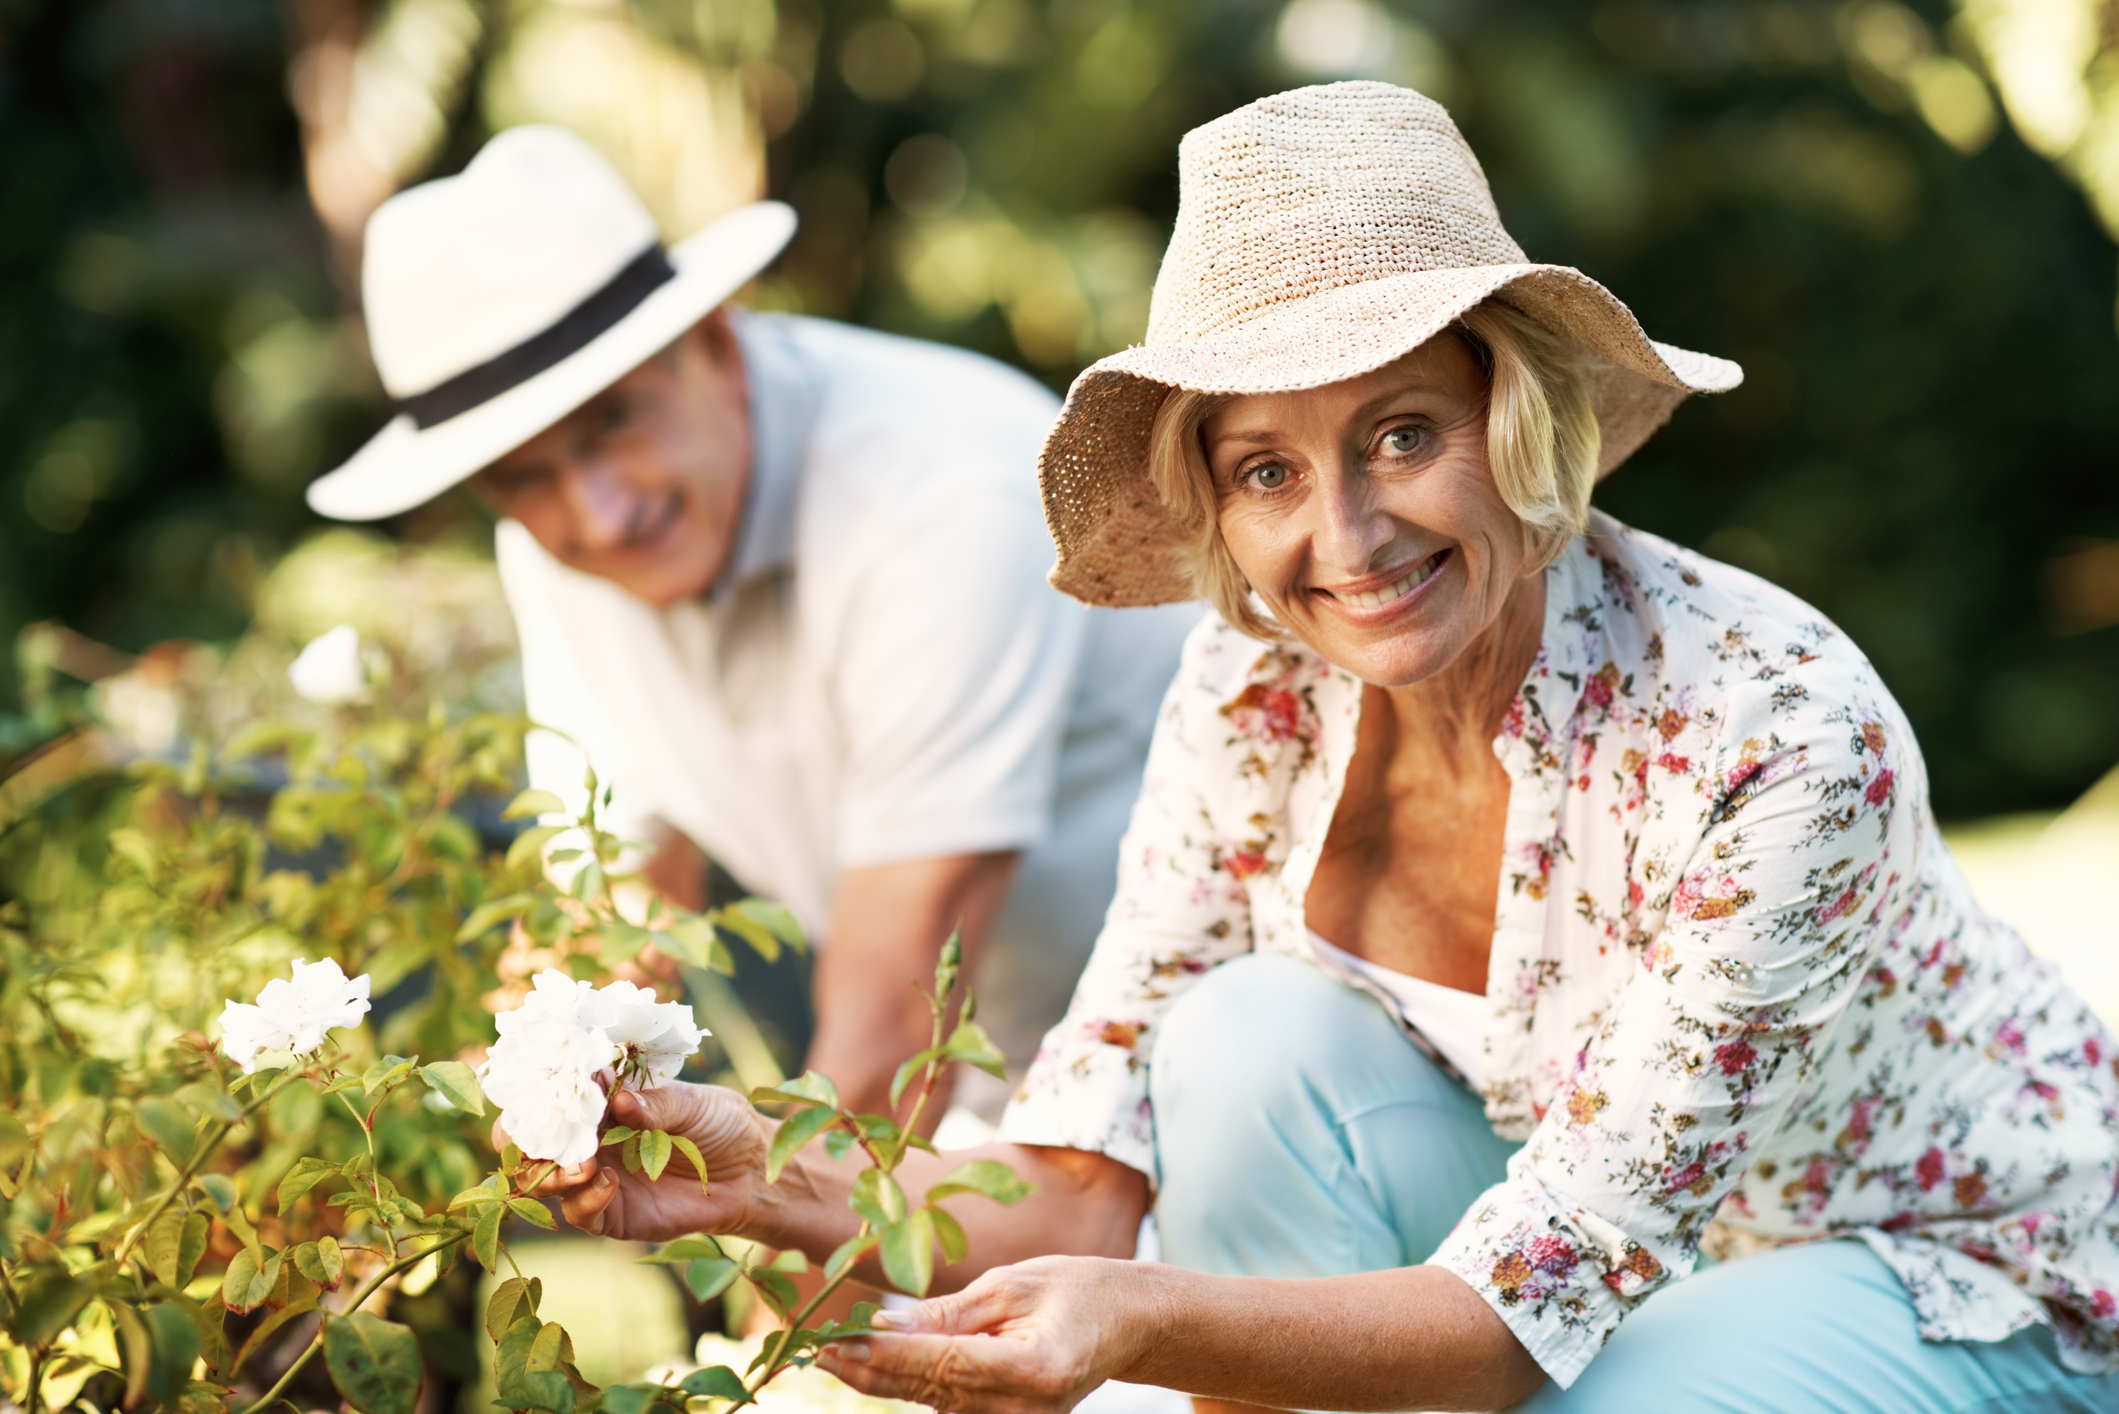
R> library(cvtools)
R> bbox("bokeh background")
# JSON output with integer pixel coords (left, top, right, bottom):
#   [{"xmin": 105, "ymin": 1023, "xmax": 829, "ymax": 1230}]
[{"xmin": 6, "ymin": 0, "xmax": 2119, "ymax": 815}]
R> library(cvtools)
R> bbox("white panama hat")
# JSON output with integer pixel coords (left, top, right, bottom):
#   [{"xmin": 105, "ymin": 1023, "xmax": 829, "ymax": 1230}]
[{"xmin": 307, "ymin": 125, "xmax": 797, "ymax": 522}]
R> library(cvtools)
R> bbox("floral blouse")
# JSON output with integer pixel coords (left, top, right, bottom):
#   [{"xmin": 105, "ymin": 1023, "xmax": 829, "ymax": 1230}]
[{"xmin": 997, "ymin": 511, "xmax": 2119, "ymax": 1388}]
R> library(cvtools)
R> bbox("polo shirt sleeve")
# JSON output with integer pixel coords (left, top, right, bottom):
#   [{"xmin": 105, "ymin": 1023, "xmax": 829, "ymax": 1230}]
[{"xmin": 825, "ymin": 477, "xmax": 1085, "ymax": 869}]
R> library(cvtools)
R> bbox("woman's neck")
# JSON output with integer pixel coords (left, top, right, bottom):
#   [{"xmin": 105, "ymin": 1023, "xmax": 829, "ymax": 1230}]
[{"xmin": 1383, "ymin": 565, "xmax": 1547, "ymax": 754}]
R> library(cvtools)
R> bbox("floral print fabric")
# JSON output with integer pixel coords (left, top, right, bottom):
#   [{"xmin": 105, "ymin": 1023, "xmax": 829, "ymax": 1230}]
[{"xmin": 996, "ymin": 511, "xmax": 2119, "ymax": 1388}]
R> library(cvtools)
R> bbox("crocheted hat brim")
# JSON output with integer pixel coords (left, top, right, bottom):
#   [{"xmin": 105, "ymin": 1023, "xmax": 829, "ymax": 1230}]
[{"xmin": 1039, "ymin": 262, "xmax": 1741, "ymax": 608}]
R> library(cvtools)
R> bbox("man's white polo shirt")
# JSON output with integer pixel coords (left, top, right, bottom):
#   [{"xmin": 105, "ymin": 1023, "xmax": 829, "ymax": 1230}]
[{"xmin": 496, "ymin": 312, "xmax": 1198, "ymax": 1096}]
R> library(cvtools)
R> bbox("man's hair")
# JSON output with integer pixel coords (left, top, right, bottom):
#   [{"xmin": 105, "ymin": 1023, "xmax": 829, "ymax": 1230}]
[{"xmin": 1146, "ymin": 299, "xmax": 1602, "ymax": 639}]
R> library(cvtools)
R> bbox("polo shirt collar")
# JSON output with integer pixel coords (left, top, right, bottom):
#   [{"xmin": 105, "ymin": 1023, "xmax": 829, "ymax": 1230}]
[{"xmin": 714, "ymin": 311, "xmax": 811, "ymax": 598}]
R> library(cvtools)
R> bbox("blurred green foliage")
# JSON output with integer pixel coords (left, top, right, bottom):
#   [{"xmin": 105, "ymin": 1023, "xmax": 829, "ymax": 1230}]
[{"xmin": 2, "ymin": 0, "xmax": 2116, "ymax": 816}]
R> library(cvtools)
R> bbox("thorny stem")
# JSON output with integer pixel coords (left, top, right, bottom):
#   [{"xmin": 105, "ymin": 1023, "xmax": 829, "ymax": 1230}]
[
  {"xmin": 740, "ymin": 993, "xmax": 955, "ymax": 1405},
  {"xmin": 234, "ymin": 1232, "xmax": 468, "ymax": 1414},
  {"xmin": 110, "ymin": 1070, "xmax": 306, "ymax": 1270}
]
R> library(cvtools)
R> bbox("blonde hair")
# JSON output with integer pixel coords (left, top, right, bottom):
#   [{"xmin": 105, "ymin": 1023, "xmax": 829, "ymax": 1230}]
[{"xmin": 1146, "ymin": 299, "xmax": 1602, "ymax": 639}]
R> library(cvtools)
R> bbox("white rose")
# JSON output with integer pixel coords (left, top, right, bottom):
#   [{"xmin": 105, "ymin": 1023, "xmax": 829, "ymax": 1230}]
[
  {"xmin": 218, "ymin": 957, "xmax": 373, "ymax": 1073},
  {"xmin": 288, "ymin": 624, "xmax": 367, "ymax": 704},
  {"xmin": 580, "ymin": 979, "xmax": 707, "ymax": 1086},
  {"xmin": 481, "ymin": 971, "xmax": 621, "ymax": 1165}
]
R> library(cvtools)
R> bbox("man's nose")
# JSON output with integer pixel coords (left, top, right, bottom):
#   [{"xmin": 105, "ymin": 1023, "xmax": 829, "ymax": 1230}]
[{"xmin": 555, "ymin": 457, "xmax": 635, "ymax": 552}]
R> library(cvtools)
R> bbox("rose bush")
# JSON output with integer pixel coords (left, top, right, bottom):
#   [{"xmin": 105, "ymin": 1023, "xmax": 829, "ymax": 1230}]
[{"xmin": 0, "ymin": 628, "xmax": 1007, "ymax": 1414}]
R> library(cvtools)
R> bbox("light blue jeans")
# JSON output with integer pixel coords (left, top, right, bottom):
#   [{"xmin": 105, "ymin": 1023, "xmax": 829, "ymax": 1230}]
[{"xmin": 1149, "ymin": 953, "xmax": 2119, "ymax": 1412}]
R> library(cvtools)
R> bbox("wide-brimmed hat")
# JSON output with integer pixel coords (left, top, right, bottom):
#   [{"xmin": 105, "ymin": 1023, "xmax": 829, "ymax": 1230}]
[
  {"xmin": 1040, "ymin": 81, "xmax": 1743, "ymax": 607},
  {"xmin": 307, "ymin": 126, "xmax": 796, "ymax": 522}
]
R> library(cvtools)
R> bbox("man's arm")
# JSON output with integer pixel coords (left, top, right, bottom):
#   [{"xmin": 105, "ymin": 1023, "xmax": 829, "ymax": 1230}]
[{"xmin": 809, "ymin": 851, "xmax": 1020, "ymax": 1126}]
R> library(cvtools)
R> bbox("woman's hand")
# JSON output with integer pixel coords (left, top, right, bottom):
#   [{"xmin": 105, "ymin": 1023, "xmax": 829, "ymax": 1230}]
[
  {"xmin": 816, "ymin": 1256, "xmax": 1159, "ymax": 1414},
  {"xmin": 504, "ymin": 1082, "xmax": 772, "ymax": 1243}
]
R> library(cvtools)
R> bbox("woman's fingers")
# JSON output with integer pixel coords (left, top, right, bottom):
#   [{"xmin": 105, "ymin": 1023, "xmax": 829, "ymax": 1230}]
[{"xmin": 819, "ymin": 1331, "xmax": 1079, "ymax": 1414}]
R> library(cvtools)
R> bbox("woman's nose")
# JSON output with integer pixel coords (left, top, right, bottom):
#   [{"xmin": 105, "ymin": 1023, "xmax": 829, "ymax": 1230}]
[{"xmin": 1309, "ymin": 464, "xmax": 1393, "ymax": 575}]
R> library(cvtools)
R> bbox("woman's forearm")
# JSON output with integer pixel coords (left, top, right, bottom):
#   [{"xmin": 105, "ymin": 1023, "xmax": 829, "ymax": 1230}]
[
  {"xmin": 752, "ymin": 1139, "xmax": 1150, "ymax": 1292},
  {"xmin": 1115, "ymin": 1263, "xmax": 1546, "ymax": 1412}
]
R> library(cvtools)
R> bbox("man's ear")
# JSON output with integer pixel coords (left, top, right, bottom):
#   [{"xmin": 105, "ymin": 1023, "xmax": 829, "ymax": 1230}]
[{"xmin": 692, "ymin": 307, "xmax": 739, "ymax": 368}]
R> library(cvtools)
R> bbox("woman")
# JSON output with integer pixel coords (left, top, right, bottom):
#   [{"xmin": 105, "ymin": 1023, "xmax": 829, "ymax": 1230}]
[{"xmin": 543, "ymin": 83, "xmax": 2119, "ymax": 1410}]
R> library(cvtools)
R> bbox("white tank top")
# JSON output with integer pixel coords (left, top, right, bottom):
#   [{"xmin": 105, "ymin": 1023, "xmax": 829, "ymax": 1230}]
[{"xmin": 1306, "ymin": 931, "xmax": 1489, "ymax": 1091}]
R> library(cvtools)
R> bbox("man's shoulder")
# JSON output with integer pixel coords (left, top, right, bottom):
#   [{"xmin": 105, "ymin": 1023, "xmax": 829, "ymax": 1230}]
[{"xmin": 761, "ymin": 313, "xmax": 1060, "ymax": 432}]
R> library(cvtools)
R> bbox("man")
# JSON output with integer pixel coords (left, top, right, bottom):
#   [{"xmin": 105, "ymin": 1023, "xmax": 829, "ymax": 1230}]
[{"xmin": 307, "ymin": 126, "xmax": 1195, "ymax": 1123}]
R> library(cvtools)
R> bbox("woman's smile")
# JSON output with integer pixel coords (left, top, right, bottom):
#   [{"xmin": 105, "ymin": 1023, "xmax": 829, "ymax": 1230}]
[{"xmin": 1312, "ymin": 547, "xmax": 1451, "ymax": 617}]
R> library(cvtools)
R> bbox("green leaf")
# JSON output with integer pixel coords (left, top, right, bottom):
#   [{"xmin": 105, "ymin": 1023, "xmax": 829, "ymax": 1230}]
[
  {"xmin": 682, "ymin": 1257, "xmax": 742, "ymax": 1302},
  {"xmin": 278, "ymin": 1156, "xmax": 339, "ymax": 1212},
  {"xmin": 636, "ymin": 1129, "xmax": 672, "ymax": 1182},
  {"xmin": 765, "ymin": 1106, "xmax": 840, "ymax": 1183},
  {"xmin": 924, "ymin": 1159, "xmax": 1036, "ymax": 1206},
  {"xmin": 473, "ymin": 1204, "xmax": 504, "ymax": 1271},
  {"xmin": 324, "ymin": 1311, "xmax": 424, "ymax": 1414},
  {"xmin": 822, "ymin": 1233, "xmax": 879, "ymax": 1282},
  {"xmin": 0, "ymin": 1111, "xmax": 31, "ymax": 1169},
  {"xmin": 929, "ymin": 1206, "xmax": 968, "ymax": 1265},
  {"xmin": 495, "ymin": 1315, "xmax": 568, "ymax": 1413},
  {"xmin": 134, "ymin": 1097, "xmax": 198, "ymax": 1161},
  {"xmin": 601, "ymin": 920, "xmax": 656, "ymax": 964},
  {"xmin": 293, "ymin": 1235, "xmax": 344, "ymax": 1288},
  {"xmin": 220, "ymin": 1199, "xmax": 262, "ymax": 1256},
  {"xmin": 193, "ymin": 1172, "xmax": 239, "ymax": 1213},
  {"xmin": 748, "ymin": 1071, "xmax": 840, "ymax": 1110},
  {"xmin": 458, "ymin": 890, "xmax": 540, "ymax": 941},
  {"xmin": 509, "ymin": 1197, "xmax": 558, "ymax": 1230},
  {"xmin": 10, "ymin": 1264, "xmax": 88, "ymax": 1345},
  {"xmin": 486, "ymin": 1276, "xmax": 543, "ymax": 1343},
  {"xmin": 676, "ymin": 1366, "xmax": 747, "ymax": 1402},
  {"xmin": 637, "ymin": 1237, "xmax": 725, "ymax": 1265},
  {"xmin": 417, "ymin": 1061, "xmax": 486, "ymax": 1116},
  {"xmin": 596, "ymin": 1384, "xmax": 680, "ymax": 1414},
  {"xmin": 823, "ymin": 1128, "xmax": 856, "ymax": 1162},
  {"xmin": 502, "ymin": 789, "xmax": 569, "ymax": 822},
  {"xmin": 143, "ymin": 1301, "xmax": 203, "ymax": 1405},
  {"xmin": 652, "ymin": 917, "xmax": 721, "ymax": 971},
  {"xmin": 667, "ymin": 1134, "xmax": 710, "ymax": 1196},
  {"xmin": 943, "ymin": 1019, "xmax": 1009, "ymax": 1079},
  {"xmin": 850, "ymin": 1168, "xmax": 906, "ymax": 1228},
  {"xmin": 597, "ymin": 1126, "xmax": 638, "ymax": 1147},
  {"xmin": 177, "ymin": 1211, "xmax": 210, "ymax": 1286},
  {"xmin": 144, "ymin": 1209, "xmax": 189, "ymax": 1286},
  {"xmin": 362, "ymin": 1055, "xmax": 418, "ymax": 1098},
  {"xmin": 115, "ymin": 1299, "xmax": 153, "ymax": 1409},
  {"xmin": 880, "ymin": 1209, "xmax": 937, "ymax": 1297},
  {"xmin": 221, "ymin": 1247, "xmax": 280, "ymax": 1315},
  {"xmin": 713, "ymin": 906, "xmax": 781, "ymax": 964},
  {"xmin": 888, "ymin": 1047, "xmax": 946, "ymax": 1109},
  {"xmin": 724, "ymin": 897, "xmax": 806, "ymax": 959},
  {"xmin": 175, "ymin": 1080, "xmax": 245, "ymax": 1123},
  {"xmin": 742, "ymin": 1269, "xmax": 798, "ymax": 1320}
]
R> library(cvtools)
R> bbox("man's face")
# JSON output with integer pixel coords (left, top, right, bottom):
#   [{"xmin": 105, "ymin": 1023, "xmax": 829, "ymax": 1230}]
[{"xmin": 471, "ymin": 313, "xmax": 752, "ymax": 607}]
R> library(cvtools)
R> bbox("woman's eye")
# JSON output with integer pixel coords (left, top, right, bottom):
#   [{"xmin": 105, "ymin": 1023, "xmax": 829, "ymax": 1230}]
[
  {"xmin": 1249, "ymin": 462, "xmax": 1289, "ymax": 490},
  {"xmin": 1381, "ymin": 426, "xmax": 1427, "ymax": 456}
]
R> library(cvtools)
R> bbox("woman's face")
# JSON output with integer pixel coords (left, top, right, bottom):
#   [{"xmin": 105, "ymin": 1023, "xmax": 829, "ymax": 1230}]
[{"xmin": 1203, "ymin": 334, "xmax": 1534, "ymax": 689}]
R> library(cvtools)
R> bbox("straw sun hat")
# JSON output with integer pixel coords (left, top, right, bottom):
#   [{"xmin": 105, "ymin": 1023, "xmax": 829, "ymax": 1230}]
[
  {"xmin": 1040, "ymin": 81, "xmax": 1744, "ymax": 608},
  {"xmin": 307, "ymin": 126, "xmax": 795, "ymax": 522}
]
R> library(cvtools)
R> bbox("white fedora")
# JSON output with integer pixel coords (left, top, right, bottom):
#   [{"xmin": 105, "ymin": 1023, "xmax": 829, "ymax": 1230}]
[{"xmin": 307, "ymin": 126, "xmax": 796, "ymax": 522}]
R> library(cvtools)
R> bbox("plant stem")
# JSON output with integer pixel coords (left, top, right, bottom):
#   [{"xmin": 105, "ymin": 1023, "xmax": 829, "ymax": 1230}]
[
  {"xmin": 23, "ymin": 1346, "xmax": 46, "ymax": 1414},
  {"xmin": 112, "ymin": 1068, "xmax": 305, "ymax": 1269},
  {"xmin": 234, "ymin": 1232, "xmax": 467, "ymax": 1414}
]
